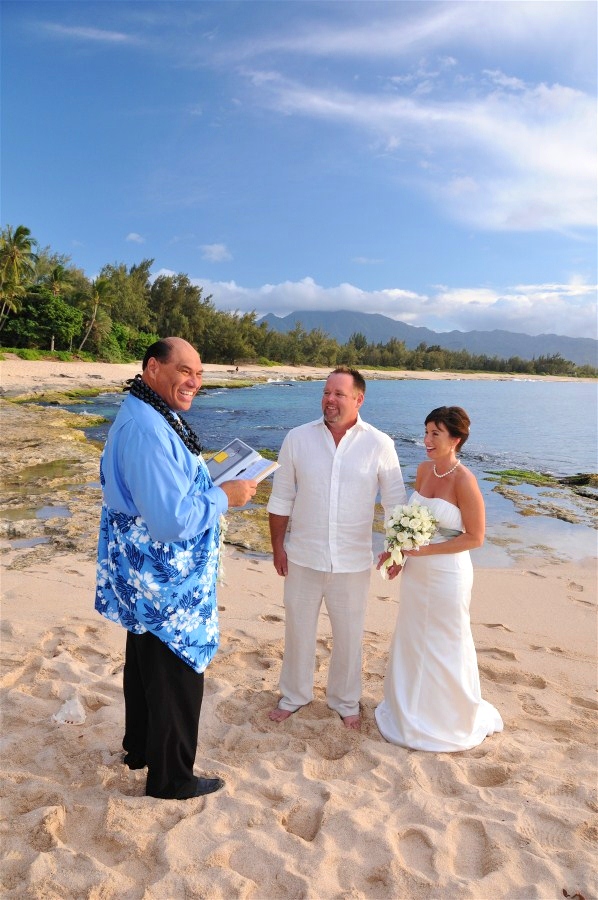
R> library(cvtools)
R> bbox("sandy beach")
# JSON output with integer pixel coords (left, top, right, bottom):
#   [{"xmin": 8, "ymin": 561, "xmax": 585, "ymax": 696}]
[{"xmin": 1, "ymin": 359, "xmax": 596, "ymax": 900}]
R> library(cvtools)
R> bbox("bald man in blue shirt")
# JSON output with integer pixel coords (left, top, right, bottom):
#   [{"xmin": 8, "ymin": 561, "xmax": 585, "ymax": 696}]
[{"xmin": 95, "ymin": 337, "xmax": 256, "ymax": 799}]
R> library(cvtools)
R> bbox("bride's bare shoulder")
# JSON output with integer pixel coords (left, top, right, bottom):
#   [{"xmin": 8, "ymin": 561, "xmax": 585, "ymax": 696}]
[
  {"xmin": 455, "ymin": 463, "xmax": 483, "ymax": 496},
  {"xmin": 415, "ymin": 460, "xmax": 432, "ymax": 488}
]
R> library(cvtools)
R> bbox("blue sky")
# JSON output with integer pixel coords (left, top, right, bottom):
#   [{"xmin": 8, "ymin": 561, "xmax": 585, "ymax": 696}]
[{"xmin": 2, "ymin": 1, "xmax": 596, "ymax": 339}]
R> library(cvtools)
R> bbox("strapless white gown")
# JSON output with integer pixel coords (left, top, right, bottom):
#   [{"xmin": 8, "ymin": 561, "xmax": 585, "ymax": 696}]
[{"xmin": 375, "ymin": 491, "xmax": 503, "ymax": 751}]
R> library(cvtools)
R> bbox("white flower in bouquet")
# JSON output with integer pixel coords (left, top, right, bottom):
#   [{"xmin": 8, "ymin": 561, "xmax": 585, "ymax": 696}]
[{"xmin": 379, "ymin": 502, "xmax": 438, "ymax": 579}]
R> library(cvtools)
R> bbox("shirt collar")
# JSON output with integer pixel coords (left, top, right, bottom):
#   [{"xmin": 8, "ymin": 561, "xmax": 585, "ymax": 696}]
[{"xmin": 314, "ymin": 413, "xmax": 366, "ymax": 433}]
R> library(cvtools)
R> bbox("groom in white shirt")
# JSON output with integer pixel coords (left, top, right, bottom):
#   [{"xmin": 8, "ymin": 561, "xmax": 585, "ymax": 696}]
[{"xmin": 267, "ymin": 366, "xmax": 406, "ymax": 730}]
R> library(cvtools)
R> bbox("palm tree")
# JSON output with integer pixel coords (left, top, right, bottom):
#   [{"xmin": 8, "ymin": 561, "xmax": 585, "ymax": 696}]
[
  {"xmin": 47, "ymin": 263, "xmax": 69, "ymax": 296},
  {"xmin": 78, "ymin": 277, "xmax": 110, "ymax": 352},
  {"xmin": 0, "ymin": 225, "xmax": 38, "ymax": 331}
]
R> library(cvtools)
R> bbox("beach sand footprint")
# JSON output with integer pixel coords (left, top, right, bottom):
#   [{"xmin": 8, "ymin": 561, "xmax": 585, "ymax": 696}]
[
  {"xmin": 478, "ymin": 646, "xmax": 518, "ymax": 661},
  {"xmin": 569, "ymin": 596, "xmax": 593, "ymax": 607},
  {"xmin": 463, "ymin": 762, "xmax": 511, "ymax": 788},
  {"xmin": 519, "ymin": 692, "xmax": 549, "ymax": 718},
  {"xmin": 449, "ymin": 818, "xmax": 498, "ymax": 880},
  {"xmin": 222, "ymin": 648, "xmax": 272, "ymax": 671},
  {"xmin": 282, "ymin": 798, "xmax": 326, "ymax": 842},
  {"xmin": 481, "ymin": 622, "xmax": 514, "ymax": 632},
  {"xmin": 217, "ymin": 692, "xmax": 267, "ymax": 727},
  {"xmin": 26, "ymin": 804, "xmax": 66, "ymax": 852},
  {"xmin": 479, "ymin": 664, "xmax": 547, "ymax": 690},
  {"xmin": 395, "ymin": 827, "xmax": 437, "ymax": 881},
  {"xmin": 519, "ymin": 810, "xmax": 572, "ymax": 851},
  {"xmin": 304, "ymin": 744, "xmax": 381, "ymax": 783},
  {"xmin": 570, "ymin": 695, "xmax": 598, "ymax": 711},
  {"xmin": 567, "ymin": 580, "xmax": 594, "ymax": 606},
  {"xmin": 409, "ymin": 754, "xmax": 469, "ymax": 799}
]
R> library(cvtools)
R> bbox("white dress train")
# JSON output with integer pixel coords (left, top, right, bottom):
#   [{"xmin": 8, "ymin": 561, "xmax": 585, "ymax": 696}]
[{"xmin": 375, "ymin": 491, "xmax": 503, "ymax": 751}]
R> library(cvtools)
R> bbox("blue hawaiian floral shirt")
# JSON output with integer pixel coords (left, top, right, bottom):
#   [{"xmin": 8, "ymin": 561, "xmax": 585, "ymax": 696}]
[{"xmin": 95, "ymin": 394, "xmax": 228, "ymax": 673}]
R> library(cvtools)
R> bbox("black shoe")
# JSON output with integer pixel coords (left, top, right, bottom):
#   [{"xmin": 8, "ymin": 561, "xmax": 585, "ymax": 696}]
[
  {"xmin": 146, "ymin": 776, "xmax": 226, "ymax": 799},
  {"xmin": 192, "ymin": 776, "xmax": 225, "ymax": 797}
]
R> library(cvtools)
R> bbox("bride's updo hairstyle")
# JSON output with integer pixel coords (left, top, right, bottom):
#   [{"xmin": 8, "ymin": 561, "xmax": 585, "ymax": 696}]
[{"xmin": 425, "ymin": 406, "xmax": 470, "ymax": 452}]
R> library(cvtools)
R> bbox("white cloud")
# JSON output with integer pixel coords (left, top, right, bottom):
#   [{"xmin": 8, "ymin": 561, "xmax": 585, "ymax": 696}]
[
  {"xmin": 353, "ymin": 256, "xmax": 384, "ymax": 266},
  {"xmin": 200, "ymin": 243, "xmax": 232, "ymax": 262},
  {"xmin": 126, "ymin": 232, "xmax": 145, "ymax": 244},
  {"xmin": 41, "ymin": 24, "xmax": 139, "ymax": 44},
  {"xmin": 190, "ymin": 275, "xmax": 597, "ymax": 340},
  {"xmin": 246, "ymin": 72, "xmax": 595, "ymax": 233},
  {"xmin": 483, "ymin": 69, "xmax": 526, "ymax": 91},
  {"xmin": 227, "ymin": 2, "xmax": 595, "ymax": 72},
  {"xmin": 222, "ymin": 3, "xmax": 595, "ymax": 236}
]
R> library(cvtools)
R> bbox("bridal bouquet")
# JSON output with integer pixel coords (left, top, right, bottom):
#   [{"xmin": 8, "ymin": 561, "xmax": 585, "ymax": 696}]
[{"xmin": 379, "ymin": 502, "xmax": 438, "ymax": 579}]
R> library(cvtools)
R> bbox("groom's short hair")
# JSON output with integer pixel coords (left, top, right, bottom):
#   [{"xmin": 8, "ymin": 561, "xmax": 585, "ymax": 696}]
[{"xmin": 331, "ymin": 365, "xmax": 366, "ymax": 395}]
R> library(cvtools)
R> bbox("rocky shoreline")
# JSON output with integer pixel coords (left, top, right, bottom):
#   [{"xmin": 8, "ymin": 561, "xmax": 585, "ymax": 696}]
[
  {"xmin": 0, "ymin": 401, "xmax": 103, "ymax": 567},
  {"xmin": 0, "ymin": 399, "xmax": 277, "ymax": 568}
]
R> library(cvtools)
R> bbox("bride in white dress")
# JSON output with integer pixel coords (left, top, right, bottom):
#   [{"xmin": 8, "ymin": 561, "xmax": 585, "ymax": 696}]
[{"xmin": 375, "ymin": 406, "xmax": 503, "ymax": 752}]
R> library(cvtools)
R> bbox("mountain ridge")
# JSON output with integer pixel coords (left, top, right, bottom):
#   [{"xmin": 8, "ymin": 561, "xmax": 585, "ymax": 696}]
[{"xmin": 259, "ymin": 310, "xmax": 596, "ymax": 367}]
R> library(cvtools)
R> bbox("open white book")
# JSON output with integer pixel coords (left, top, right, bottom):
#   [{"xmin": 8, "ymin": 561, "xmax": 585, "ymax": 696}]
[{"xmin": 205, "ymin": 438, "xmax": 279, "ymax": 486}]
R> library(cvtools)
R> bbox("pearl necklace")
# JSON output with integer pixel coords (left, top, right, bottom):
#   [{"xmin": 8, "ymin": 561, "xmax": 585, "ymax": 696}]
[{"xmin": 433, "ymin": 460, "xmax": 460, "ymax": 479}]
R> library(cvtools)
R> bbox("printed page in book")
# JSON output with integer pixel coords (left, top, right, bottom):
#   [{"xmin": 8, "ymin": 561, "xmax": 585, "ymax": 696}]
[
  {"xmin": 205, "ymin": 438, "xmax": 279, "ymax": 485},
  {"xmin": 238, "ymin": 456, "xmax": 279, "ymax": 483}
]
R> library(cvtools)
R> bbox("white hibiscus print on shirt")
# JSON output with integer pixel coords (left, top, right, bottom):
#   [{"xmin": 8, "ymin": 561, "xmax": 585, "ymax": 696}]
[
  {"xmin": 173, "ymin": 548, "xmax": 194, "ymax": 578},
  {"xmin": 130, "ymin": 569, "xmax": 161, "ymax": 601}
]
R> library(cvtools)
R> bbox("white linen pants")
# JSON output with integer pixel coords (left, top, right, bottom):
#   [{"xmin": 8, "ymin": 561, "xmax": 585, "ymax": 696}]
[{"xmin": 277, "ymin": 562, "xmax": 371, "ymax": 718}]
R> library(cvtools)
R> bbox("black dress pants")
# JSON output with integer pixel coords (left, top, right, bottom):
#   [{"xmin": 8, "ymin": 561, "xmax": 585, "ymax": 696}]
[{"xmin": 122, "ymin": 630, "xmax": 204, "ymax": 799}]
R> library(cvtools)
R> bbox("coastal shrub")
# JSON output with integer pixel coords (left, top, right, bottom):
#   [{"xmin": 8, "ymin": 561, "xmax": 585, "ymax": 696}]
[
  {"xmin": 104, "ymin": 323, "xmax": 158, "ymax": 362},
  {"xmin": 129, "ymin": 330, "xmax": 160, "ymax": 359},
  {"xmin": 110, "ymin": 323, "xmax": 133, "ymax": 360},
  {"xmin": 97, "ymin": 331, "xmax": 124, "ymax": 363},
  {"xmin": 16, "ymin": 348, "xmax": 43, "ymax": 360}
]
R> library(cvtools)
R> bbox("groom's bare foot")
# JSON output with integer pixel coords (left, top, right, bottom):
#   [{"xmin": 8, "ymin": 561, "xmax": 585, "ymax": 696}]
[
  {"xmin": 342, "ymin": 715, "xmax": 361, "ymax": 731},
  {"xmin": 269, "ymin": 707, "xmax": 295, "ymax": 722}
]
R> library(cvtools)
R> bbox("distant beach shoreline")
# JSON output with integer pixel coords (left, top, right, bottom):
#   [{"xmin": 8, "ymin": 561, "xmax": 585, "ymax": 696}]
[{"xmin": 0, "ymin": 355, "xmax": 593, "ymax": 400}]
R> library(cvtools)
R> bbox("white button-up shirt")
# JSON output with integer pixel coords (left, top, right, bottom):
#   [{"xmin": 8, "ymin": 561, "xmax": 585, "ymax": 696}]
[{"xmin": 267, "ymin": 415, "xmax": 407, "ymax": 573}]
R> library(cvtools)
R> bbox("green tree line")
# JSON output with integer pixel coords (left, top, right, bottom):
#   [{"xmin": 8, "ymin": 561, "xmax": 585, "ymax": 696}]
[{"xmin": 1, "ymin": 224, "xmax": 595, "ymax": 377}]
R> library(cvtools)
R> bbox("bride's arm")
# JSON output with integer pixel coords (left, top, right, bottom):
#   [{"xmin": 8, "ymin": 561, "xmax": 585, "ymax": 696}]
[{"xmin": 404, "ymin": 467, "xmax": 485, "ymax": 557}]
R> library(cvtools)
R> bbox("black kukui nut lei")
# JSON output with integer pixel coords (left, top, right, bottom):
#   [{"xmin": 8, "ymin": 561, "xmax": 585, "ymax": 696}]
[{"xmin": 124, "ymin": 375, "xmax": 203, "ymax": 456}]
